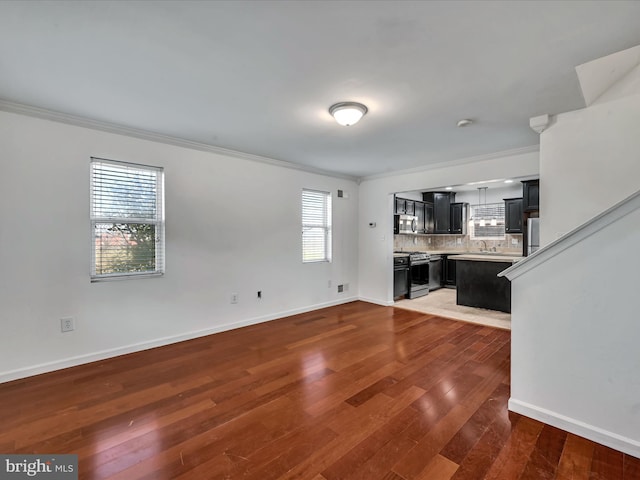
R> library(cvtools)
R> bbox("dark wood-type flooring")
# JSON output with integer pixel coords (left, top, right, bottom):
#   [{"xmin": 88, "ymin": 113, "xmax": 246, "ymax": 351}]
[{"xmin": 1, "ymin": 301, "xmax": 638, "ymax": 479}]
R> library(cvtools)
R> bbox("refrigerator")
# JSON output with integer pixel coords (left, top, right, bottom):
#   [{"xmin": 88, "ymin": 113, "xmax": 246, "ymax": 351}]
[{"xmin": 527, "ymin": 218, "xmax": 540, "ymax": 255}]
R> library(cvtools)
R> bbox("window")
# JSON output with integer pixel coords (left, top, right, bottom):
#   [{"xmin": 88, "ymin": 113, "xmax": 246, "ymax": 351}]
[
  {"xmin": 302, "ymin": 189, "xmax": 332, "ymax": 263},
  {"xmin": 90, "ymin": 157, "xmax": 165, "ymax": 281},
  {"xmin": 469, "ymin": 202, "xmax": 505, "ymax": 240}
]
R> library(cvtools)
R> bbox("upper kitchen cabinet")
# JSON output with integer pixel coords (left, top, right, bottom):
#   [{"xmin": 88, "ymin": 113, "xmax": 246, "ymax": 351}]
[
  {"xmin": 423, "ymin": 192, "xmax": 455, "ymax": 234},
  {"xmin": 414, "ymin": 201, "xmax": 425, "ymax": 233},
  {"xmin": 424, "ymin": 202, "xmax": 434, "ymax": 234},
  {"xmin": 522, "ymin": 180, "xmax": 539, "ymax": 211},
  {"xmin": 504, "ymin": 197, "xmax": 523, "ymax": 233},
  {"xmin": 450, "ymin": 202, "xmax": 468, "ymax": 235},
  {"xmin": 394, "ymin": 196, "xmax": 416, "ymax": 215},
  {"xmin": 394, "ymin": 195, "xmax": 406, "ymax": 214}
]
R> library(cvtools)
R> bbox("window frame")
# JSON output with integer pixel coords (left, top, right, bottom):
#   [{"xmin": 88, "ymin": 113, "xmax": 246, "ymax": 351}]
[
  {"xmin": 90, "ymin": 157, "xmax": 165, "ymax": 282},
  {"xmin": 301, "ymin": 189, "xmax": 332, "ymax": 263},
  {"xmin": 469, "ymin": 202, "xmax": 506, "ymax": 240}
]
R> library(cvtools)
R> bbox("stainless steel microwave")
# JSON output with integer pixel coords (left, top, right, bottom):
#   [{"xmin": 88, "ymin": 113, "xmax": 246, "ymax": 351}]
[{"xmin": 394, "ymin": 214, "xmax": 419, "ymax": 234}]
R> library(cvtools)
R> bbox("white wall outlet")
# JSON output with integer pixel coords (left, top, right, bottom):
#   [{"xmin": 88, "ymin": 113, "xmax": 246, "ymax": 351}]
[
  {"xmin": 231, "ymin": 293, "xmax": 239, "ymax": 304},
  {"xmin": 61, "ymin": 317, "xmax": 74, "ymax": 332},
  {"xmin": 457, "ymin": 238, "xmax": 462, "ymax": 245},
  {"xmin": 413, "ymin": 237, "xmax": 418, "ymax": 245},
  {"xmin": 428, "ymin": 238, "xmax": 432, "ymax": 244},
  {"xmin": 511, "ymin": 238, "xmax": 518, "ymax": 245}
]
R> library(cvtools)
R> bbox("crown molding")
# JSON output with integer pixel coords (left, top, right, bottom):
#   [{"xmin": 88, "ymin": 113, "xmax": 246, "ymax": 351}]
[
  {"xmin": 0, "ymin": 99, "xmax": 358, "ymax": 182},
  {"xmin": 360, "ymin": 145, "xmax": 540, "ymax": 182}
]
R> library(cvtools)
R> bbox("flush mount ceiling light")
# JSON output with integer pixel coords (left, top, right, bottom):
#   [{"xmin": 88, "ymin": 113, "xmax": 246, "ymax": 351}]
[
  {"xmin": 329, "ymin": 102, "xmax": 368, "ymax": 126},
  {"xmin": 457, "ymin": 119, "xmax": 473, "ymax": 127}
]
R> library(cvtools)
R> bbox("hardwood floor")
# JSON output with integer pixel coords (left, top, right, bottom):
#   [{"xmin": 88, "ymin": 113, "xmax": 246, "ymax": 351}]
[{"xmin": 1, "ymin": 301, "xmax": 638, "ymax": 479}]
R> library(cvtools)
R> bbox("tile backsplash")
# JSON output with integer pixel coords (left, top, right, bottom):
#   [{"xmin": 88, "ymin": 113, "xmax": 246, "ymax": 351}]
[{"xmin": 394, "ymin": 234, "xmax": 523, "ymax": 254}]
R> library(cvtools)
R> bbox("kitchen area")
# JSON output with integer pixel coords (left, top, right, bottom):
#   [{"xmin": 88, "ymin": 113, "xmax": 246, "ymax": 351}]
[{"xmin": 393, "ymin": 179, "xmax": 539, "ymax": 319}]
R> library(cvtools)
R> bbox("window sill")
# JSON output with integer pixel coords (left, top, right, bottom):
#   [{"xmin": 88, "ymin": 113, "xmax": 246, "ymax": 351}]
[{"xmin": 91, "ymin": 272, "xmax": 164, "ymax": 283}]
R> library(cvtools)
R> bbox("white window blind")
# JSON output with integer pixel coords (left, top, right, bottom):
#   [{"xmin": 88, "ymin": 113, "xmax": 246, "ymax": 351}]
[
  {"xmin": 90, "ymin": 157, "xmax": 165, "ymax": 281},
  {"xmin": 302, "ymin": 189, "xmax": 332, "ymax": 263},
  {"xmin": 469, "ymin": 202, "xmax": 506, "ymax": 239}
]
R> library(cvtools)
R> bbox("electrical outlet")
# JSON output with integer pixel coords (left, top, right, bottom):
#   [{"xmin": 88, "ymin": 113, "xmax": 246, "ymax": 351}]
[
  {"xmin": 257, "ymin": 290, "xmax": 262, "ymax": 299},
  {"xmin": 457, "ymin": 238, "xmax": 462, "ymax": 245},
  {"xmin": 61, "ymin": 317, "xmax": 74, "ymax": 333},
  {"xmin": 231, "ymin": 293, "xmax": 239, "ymax": 304},
  {"xmin": 337, "ymin": 284, "xmax": 344, "ymax": 293},
  {"xmin": 511, "ymin": 238, "xmax": 519, "ymax": 245}
]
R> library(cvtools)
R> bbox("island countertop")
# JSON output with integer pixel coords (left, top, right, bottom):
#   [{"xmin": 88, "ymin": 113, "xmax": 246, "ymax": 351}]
[{"xmin": 448, "ymin": 253, "xmax": 523, "ymax": 263}]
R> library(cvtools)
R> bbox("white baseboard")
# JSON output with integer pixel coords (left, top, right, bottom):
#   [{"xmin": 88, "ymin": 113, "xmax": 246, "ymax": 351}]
[
  {"xmin": 0, "ymin": 296, "xmax": 359, "ymax": 384},
  {"xmin": 509, "ymin": 398, "xmax": 640, "ymax": 458},
  {"xmin": 358, "ymin": 296, "xmax": 394, "ymax": 307}
]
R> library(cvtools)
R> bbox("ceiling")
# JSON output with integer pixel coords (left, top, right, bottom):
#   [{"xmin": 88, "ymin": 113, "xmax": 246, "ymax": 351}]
[{"xmin": 1, "ymin": 1, "xmax": 640, "ymax": 179}]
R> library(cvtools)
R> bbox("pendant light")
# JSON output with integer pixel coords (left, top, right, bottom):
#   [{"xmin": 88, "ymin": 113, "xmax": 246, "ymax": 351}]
[{"xmin": 478, "ymin": 187, "xmax": 486, "ymax": 227}]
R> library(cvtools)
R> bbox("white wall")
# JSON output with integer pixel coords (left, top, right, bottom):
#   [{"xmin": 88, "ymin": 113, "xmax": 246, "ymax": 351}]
[
  {"xmin": 507, "ymin": 195, "xmax": 640, "ymax": 457},
  {"xmin": 0, "ymin": 111, "xmax": 359, "ymax": 382},
  {"xmin": 540, "ymin": 64, "xmax": 640, "ymax": 245},
  {"xmin": 507, "ymin": 60, "xmax": 640, "ymax": 457},
  {"xmin": 358, "ymin": 149, "xmax": 539, "ymax": 305}
]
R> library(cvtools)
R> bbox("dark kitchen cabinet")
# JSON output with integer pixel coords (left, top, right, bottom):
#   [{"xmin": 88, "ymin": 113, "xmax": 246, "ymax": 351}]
[
  {"xmin": 443, "ymin": 255, "xmax": 457, "ymax": 287},
  {"xmin": 414, "ymin": 201, "xmax": 425, "ymax": 233},
  {"xmin": 405, "ymin": 200, "xmax": 415, "ymax": 216},
  {"xmin": 394, "ymin": 196, "xmax": 402, "ymax": 214},
  {"xmin": 434, "ymin": 194, "xmax": 451, "ymax": 233},
  {"xmin": 456, "ymin": 260, "xmax": 512, "ymax": 313},
  {"xmin": 450, "ymin": 202, "xmax": 468, "ymax": 235},
  {"xmin": 424, "ymin": 203, "xmax": 434, "ymax": 234},
  {"xmin": 522, "ymin": 180, "xmax": 539, "ymax": 211},
  {"xmin": 504, "ymin": 197, "xmax": 523, "ymax": 233},
  {"xmin": 394, "ymin": 196, "xmax": 406, "ymax": 214},
  {"xmin": 394, "ymin": 196, "xmax": 416, "ymax": 216},
  {"xmin": 423, "ymin": 192, "xmax": 455, "ymax": 234},
  {"xmin": 393, "ymin": 256, "xmax": 410, "ymax": 298}
]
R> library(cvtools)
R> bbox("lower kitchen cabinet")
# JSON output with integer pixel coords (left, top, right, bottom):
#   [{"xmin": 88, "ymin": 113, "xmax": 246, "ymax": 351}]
[
  {"xmin": 442, "ymin": 255, "xmax": 457, "ymax": 287},
  {"xmin": 456, "ymin": 260, "xmax": 512, "ymax": 313},
  {"xmin": 393, "ymin": 256, "xmax": 409, "ymax": 298}
]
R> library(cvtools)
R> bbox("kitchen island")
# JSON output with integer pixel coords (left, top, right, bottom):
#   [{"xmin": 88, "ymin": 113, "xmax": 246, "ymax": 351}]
[{"xmin": 448, "ymin": 254, "xmax": 522, "ymax": 313}]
